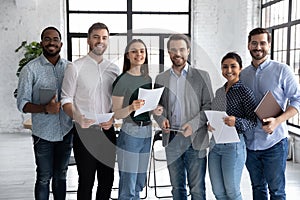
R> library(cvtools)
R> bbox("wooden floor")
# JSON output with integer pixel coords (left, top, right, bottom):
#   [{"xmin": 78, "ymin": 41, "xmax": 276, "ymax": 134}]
[{"xmin": 1, "ymin": 131, "xmax": 300, "ymax": 200}]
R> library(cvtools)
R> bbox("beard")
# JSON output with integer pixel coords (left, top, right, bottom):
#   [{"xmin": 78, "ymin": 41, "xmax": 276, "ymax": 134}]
[
  {"xmin": 90, "ymin": 45, "xmax": 107, "ymax": 56},
  {"xmin": 171, "ymin": 56, "xmax": 186, "ymax": 68},
  {"xmin": 42, "ymin": 45, "xmax": 61, "ymax": 57},
  {"xmin": 250, "ymin": 49, "xmax": 268, "ymax": 60}
]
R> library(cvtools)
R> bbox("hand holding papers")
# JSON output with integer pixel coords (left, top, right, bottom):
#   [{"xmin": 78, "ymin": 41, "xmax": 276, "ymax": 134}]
[
  {"xmin": 134, "ymin": 87, "xmax": 164, "ymax": 117},
  {"xmin": 84, "ymin": 112, "xmax": 114, "ymax": 125},
  {"xmin": 204, "ymin": 111, "xmax": 240, "ymax": 144}
]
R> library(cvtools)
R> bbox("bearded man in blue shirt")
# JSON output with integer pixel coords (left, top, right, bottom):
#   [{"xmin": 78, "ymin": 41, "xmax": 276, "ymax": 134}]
[
  {"xmin": 240, "ymin": 27, "xmax": 300, "ymax": 200},
  {"xmin": 17, "ymin": 26, "xmax": 74, "ymax": 200}
]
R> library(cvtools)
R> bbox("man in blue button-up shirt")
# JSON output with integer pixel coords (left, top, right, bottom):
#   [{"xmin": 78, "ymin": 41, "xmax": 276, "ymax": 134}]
[
  {"xmin": 240, "ymin": 28, "xmax": 300, "ymax": 200},
  {"xmin": 17, "ymin": 26, "xmax": 74, "ymax": 200}
]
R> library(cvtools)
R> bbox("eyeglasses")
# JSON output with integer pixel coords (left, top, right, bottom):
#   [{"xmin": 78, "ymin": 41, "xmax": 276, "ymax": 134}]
[
  {"xmin": 250, "ymin": 41, "xmax": 268, "ymax": 47},
  {"xmin": 43, "ymin": 37, "xmax": 61, "ymax": 43},
  {"xmin": 169, "ymin": 48, "xmax": 188, "ymax": 54}
]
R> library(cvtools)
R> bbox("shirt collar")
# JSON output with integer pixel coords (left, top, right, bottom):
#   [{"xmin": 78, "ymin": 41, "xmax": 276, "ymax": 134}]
[
  {"xmin": 170, "ymin": 63, "xmax": 189, "ymax": 77},
  {"xmin": 224, "ymin": 80, "xmax": 243, "ymax": 91},
  {"xmin": 251, "ymin": 57, "xmax": 271, "ymax": 70},
  {"xmin": 40, "ymin": 54, "xmax": 62, "ymax": 66}
]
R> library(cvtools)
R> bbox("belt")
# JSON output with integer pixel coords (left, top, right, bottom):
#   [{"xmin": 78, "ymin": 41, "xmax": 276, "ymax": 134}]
[
  {"xmin": 169, "ymin": 131, "xmax": 181, "ymax": 142},
  {"xmin": 88, "ymin": 125, "xmax": 103, "ymax": 130},
  {"xmin": 126, "ymin": 120, "xmax": 151, "ymax": 126},
  {"xmin": 170, "ymin": 131, "xmax": 179, "ymax": 135}
]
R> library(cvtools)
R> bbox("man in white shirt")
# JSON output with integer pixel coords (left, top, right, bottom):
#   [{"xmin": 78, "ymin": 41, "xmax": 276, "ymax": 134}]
[{"xmin": 61, "ymin": 22, "xmax": 119, "ymax": 200}]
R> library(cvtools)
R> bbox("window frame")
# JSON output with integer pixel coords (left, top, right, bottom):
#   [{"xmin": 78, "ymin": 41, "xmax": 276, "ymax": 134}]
[
  {"xmin": 66, "ymin": 0, "xmax": 191, "ymax": 73},
  {"xmin": 261, "ymin": 0, "xmax": 300, "ymax": 128}
]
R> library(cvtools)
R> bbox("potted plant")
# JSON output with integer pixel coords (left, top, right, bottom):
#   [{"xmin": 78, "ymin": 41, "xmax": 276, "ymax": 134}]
[{"xmin": 14, "ymin": 41, "xmax": 42, "ymax": 97}]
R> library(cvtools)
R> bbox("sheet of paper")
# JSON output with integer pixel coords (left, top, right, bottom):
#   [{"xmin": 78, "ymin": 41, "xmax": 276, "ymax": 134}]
[
  {"xmin": 134, "ymin": 87, "xmax": 165, "ymax": 117},
  {"xmin": 84, "ymin": 112, "xmax": 114, "ymax": 124},
  {"xmin": 204, "ymin": 110, "xmax": 240, "ymax": 144}
]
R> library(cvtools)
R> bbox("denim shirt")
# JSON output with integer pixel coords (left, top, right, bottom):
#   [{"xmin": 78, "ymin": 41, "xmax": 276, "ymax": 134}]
[
  {"xmin": 17, "ymin": 54, "xmax": 73, "ymax": 141},
  {"xmin": 240, "ymin": 58, "xmax": 300, "ymax": 150}
]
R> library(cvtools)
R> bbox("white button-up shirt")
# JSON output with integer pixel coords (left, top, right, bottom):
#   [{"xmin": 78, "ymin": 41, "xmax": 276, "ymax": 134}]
[{"xmin": 61, "ymin": 55, "xmax": 119, "ymax": 115}]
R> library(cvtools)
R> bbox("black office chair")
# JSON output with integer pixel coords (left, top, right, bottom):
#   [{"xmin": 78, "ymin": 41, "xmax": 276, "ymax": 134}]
[{"xmin": 147, "ymin": 130, "xmax": 172, "ymax": 198}]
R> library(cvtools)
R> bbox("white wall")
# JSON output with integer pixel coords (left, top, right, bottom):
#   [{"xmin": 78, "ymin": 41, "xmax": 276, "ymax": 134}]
[
  {"xmin": 192, "ymin": 0, "xmax": 260, "ymax": 92},
  {"xmin": 0, "ymin": 0, "xmax": 66, "ymax": 132},
  {"xmin": 0, "ymin": 0, "xmax": 260, "ymax": 132}
]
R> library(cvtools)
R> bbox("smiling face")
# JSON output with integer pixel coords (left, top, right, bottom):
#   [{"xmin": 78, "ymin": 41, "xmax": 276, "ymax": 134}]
[
  {"xmin": 127, "ymin": 41, "xmax": 146, "ymax": 67},
  {"xmin": 41, "ymin": 29, "xmax": 62, "ymax": 57},
  {"xmin": 88, "ymin": 28, "xmax": 109, "ymax": 56},
  {"xmin": 248, "ymin": 33, "xmax": 271, "ymax": 63},
  {"xmin": 168, "ymin": 39, "xmax": 190, "ymax": 69},
  {"xmin": 221, "ymin": 58, "xmax": 242, "ymax": 84}
]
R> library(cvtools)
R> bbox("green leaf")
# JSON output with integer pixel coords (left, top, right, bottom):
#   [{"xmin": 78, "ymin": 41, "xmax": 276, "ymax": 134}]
[{"xmin": 15, "ymin": 41, "xmax": 42, "ymax": 77}]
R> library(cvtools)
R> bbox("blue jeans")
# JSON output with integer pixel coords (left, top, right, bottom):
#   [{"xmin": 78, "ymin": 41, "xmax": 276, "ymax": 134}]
[
  {"xmin": 33, "ymin": 128, "xmax": 74, "ymax": 200},
  {"xmin": 246, "ymin": 137, "xmax": 288, "ymax": 200},
  {"xmin": 117, "ymin": 123, "xmax": 152, "ymax": 200},
  {"xmin": 208, "ymin": 135, "xmax": 246, "ymax": 200},
  {"xmin": 166, "ymin": 133, "xmax": 206, "ymax": 200}
]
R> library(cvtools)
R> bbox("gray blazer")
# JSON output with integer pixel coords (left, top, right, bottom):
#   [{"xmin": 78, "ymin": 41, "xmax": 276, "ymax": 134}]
[{"xmin": 154, "ymin": 66, "xmax": 213, "ymax": 151}]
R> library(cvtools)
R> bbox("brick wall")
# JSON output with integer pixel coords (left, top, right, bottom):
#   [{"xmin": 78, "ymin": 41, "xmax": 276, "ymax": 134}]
[
  {"xmin": 0, "ymin": 0, "xmax": 260, "ymax": 132},
  {"xmin": 192, "ymin": 0, "xmax": 260, "ymax": 91}
]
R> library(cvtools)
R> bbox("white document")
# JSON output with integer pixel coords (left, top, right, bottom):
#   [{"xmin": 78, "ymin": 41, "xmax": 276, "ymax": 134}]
[
  {"xmin": 84, "ymin": 112, "xmax": 114, "ymax": 124},
  {"xmin": 204, "ymin": 110, "xmax": 240, "ymax": 144},
  {"xmin": 134, "ymin": 87, "xmax": 165, "ymax": 117}
]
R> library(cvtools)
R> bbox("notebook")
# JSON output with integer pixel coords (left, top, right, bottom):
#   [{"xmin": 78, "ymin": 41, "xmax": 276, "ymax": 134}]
[
  {"xmin": 254, "ymin": 91, "xmax": 283, "ymax": 122},
  {"xmin": 39, "ymin": 88, "xmax": 56, "ymax": 105}
]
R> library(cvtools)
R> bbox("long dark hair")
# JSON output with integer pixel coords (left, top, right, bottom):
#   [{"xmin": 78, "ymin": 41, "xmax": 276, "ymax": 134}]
[{"xmin": 123, "ymin": 39, "xmax": 149, "ymax": 76}]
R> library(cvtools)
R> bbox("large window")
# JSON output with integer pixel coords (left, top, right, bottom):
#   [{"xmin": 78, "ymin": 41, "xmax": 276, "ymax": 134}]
[
  {"xmin": 66, "ymin": 0, "xmax": 191, "ymax": 79},
  {"xmin": 262, "ymin": 0, "xmax": 300, "ymax": 127}
]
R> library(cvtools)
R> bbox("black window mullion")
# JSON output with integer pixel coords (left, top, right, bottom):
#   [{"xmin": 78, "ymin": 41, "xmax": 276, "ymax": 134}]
[
  {"xmin": 127, "ymin": 0, "xmax": 132, "ymax": 42},
  {"xmin": 188, "ymin": 0, "xmax": 191, "ymax": 38},
  {"xmin": 159, "ymin": 36, "xmax": 165, "ymax": 73},
  {"xmin": 66, "ymin": 0, "xmax": 72, "ymax": 61},
  {"xmin": 286, "ymin": 0, "xmax": 293, "ymax": 65}
]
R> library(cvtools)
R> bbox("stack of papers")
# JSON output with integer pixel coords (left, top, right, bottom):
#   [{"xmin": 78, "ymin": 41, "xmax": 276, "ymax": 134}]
[
  {"xmin": 134, "ymin": 87, "xmax": 164, "ymax": 117},
  {"xmin": 204, "ymin": 111, "xmax": 240, "ymax": 144},
  {"xmin": 84, "ymin": 112, "xmax": 114, "ymax": 124}
]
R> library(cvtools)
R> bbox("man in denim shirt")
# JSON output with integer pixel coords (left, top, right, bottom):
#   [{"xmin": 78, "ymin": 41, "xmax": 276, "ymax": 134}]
[
  {"xmin": 17, "ymin": 26, "xmax": 74, "ymax": 200},
  {"xmin": 240, "ymin": 28, "xmax": 300, "ymax": 200}
]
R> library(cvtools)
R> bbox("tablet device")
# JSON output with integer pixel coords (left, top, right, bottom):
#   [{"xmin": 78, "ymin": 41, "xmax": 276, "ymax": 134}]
[
  {"xmin": 39, "ymin": 88, "xmax": 56, "ymax": 105},
  {"xmin": 163, "ymin": 128, "xmax": 185, "ymax": 133},
  {"xmin": 254, "ymin": 91, "xmax": 283, "ymax": 122}
]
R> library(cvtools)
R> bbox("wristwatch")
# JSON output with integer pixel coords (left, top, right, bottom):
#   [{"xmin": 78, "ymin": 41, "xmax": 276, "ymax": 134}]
[{"xmin": 43, "ymin": 105, "xmax": 48, "ymax": 115}]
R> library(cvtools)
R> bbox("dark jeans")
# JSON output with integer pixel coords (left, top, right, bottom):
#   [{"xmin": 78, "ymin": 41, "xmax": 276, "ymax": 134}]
[
  {"xmin": 246, "ymin": 138, "xmax": 288, "ymax": 200},
  {"xmin": 166, "ymin": 133, "xmax": 207, "ymax": 200},
  {"xmin": 73, "ymin": 125, "xmax": 116, "ymax": 200},
  {"xmin": 33, "ymin": 127, "xmax": 74, "ymax": 200}
]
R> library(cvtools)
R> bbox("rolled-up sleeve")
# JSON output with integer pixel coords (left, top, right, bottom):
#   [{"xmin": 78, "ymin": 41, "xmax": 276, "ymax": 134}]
[
  {"xmin": 284, "ymin": 67, "xmax": 300, "ymax": 113},
  {"xmin": 17, "ymin": 66, "xmax": 33, "ymax": 113},
  {"xmin": 61, "ymin": 63, "xmax": 77, "ymax": 106}
]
